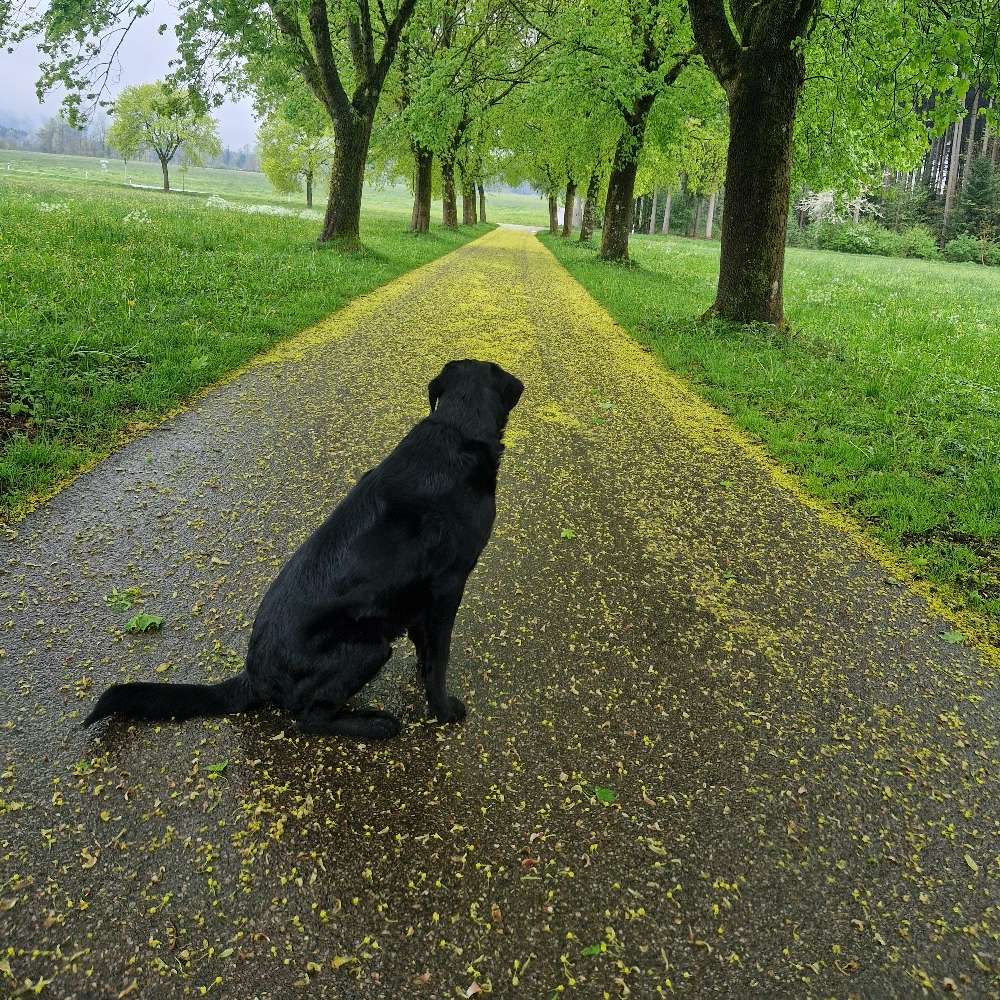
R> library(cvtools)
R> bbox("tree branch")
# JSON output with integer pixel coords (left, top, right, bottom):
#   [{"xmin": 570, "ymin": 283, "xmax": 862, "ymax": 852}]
[
  {"xmin": 688, "ymin": 0, "xmax": 740, "ymax": 87},
  {"xmin": 370, "ymin": 0, "xmax": 418, "ymax": 101},
  {"xmin": 305, "ymin": 0, "xmax": 353, "ymax": 120}
]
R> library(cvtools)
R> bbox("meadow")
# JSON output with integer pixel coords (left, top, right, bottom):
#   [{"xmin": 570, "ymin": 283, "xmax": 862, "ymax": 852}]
[
  {"xmin": 543, "ymin": 232, "xmax": 1000, "ymax": 632},
  {"xmin": 1, "ymin": 149, "xmax": 550, "ymax": 222},
  {"xmin": 0, "ymin": 162, "xmax": 525, "ymax": 518}
]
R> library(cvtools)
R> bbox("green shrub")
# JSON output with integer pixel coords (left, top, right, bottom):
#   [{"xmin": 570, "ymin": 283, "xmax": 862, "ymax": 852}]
[
  {"xmin": 897, "ymin": 224, "xmax": 941, "ymax": 260},
  {"xmin": 943, "ymin": 234, "xmax": 986, "ymax": 263}
]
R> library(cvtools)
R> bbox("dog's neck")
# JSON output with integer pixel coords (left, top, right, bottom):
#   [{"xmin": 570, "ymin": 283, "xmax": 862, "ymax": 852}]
[{"xmin": 431, "ymin": 394, "xmax": 506, "ymax": 445}]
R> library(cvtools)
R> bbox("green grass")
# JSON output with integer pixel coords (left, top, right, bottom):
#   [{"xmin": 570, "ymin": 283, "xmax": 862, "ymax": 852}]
[
  {"xmin": 0, "ymin": 171, "xmax": 492, "ymax": 518},
  {"xmin": 1, "ymin": 149, "xmax": 550, "ymax": 223},
  {"xmin": 542, "ymin": 231, "xmax": 1000, "ymax": 629}
]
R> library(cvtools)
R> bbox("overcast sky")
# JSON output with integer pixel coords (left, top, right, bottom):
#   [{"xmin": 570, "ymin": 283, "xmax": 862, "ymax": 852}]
[{"xmin": 2, "ymin": 1, "xmax": 258, "ymax": 147}]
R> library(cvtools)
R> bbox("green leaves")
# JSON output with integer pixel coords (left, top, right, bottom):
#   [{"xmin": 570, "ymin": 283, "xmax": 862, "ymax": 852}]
[
  {"xmin": 124, "ymin": 613, "xmax": 164, "ymax": 634},
  {"xmin": 594, "ymin": 786, "xmax": 616, "ymax": 804},
  {"xmin": 560, "ymin": 528, "xmax": 576, "ymax": 540},
  {"xmin": 941, "ymin": 630, "xmax": 964, "ymax": 645},
  {"xmin": 107, "ymin": 82, "xmax": 221, "ymax": 187}
]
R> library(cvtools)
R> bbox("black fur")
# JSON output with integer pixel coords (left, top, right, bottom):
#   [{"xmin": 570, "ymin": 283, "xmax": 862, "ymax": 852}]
[{"xmin": 85, "ymin": 359, "xmax": 524, "ymax": 739}]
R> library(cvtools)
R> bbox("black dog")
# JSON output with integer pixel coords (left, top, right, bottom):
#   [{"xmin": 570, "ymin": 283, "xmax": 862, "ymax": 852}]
[{"xmin": 85, "ymin": 359, "xmax": 523, "ymax": 739}]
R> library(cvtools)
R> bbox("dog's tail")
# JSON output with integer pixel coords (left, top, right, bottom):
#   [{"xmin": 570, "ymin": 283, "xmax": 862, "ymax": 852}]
[{"xmin": 84, "ymin": 671, "xmax": 260, "ymax": 727}]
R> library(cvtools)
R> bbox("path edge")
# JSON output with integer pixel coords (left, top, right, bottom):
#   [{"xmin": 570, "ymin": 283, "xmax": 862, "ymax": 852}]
[
  {"xmin": 2, "ymin": 226, "xmax": 499, "ymax": 535},
  {"xmin": 533, "ymin": 232, "xmax": 1000, "ymax": 671}
]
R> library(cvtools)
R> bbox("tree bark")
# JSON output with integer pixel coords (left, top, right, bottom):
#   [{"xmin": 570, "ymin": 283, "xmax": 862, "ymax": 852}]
[
  {"xmin": 692, "ymin": 197, "xmax": 703, "ymax": 237},
  {"xmin": 961, "ymin": 87, "xmax": 980, "ymax": 190},
  {"xmin": 462, "ymin": 173, "xmax": 477, "ymax": 225},
  {"xmin": 661, "ymin": 190, "xmax": 672, "ymax": 234},
  {"xmin": 690, "ymin": 0, "xmax": 816, "ymax": 325},
  {"xmin": 705, "ymin": 190, "xmax": 717, "ymax": 238},
  {"xmin": 712, "ymin": 60, "xmax": 800, "ymax": 321},
  {"xmin": 410, "ymin": 145, "xmax": 433, "ymax": 233},
  {"xmin": 159, "ymin": 155, "xmax": 170, "ymax": 193},
  {"xmin": 477, "ymin": 182, "xmax": 486, "ymax": 223},
  {"xmin": 648, "ymin": 189, "xmax": 658, "ymax": 235},
  {"xmin": 579, "ymin": 171, "xmax": 600, "ymax": 242},
  {"xmin": 942, "ymin": 117, "xmax": 964, "ymax": 238},
  {"xmin": 441, "ymin": 153, "xmax": 458, "ymax": 229},
  {"xmin": 562, "ymin": 179, "xmax": 577, "ymax": 237},
  {"xmin": 321, "ymin": 113, "xmax": 373, "ymax": 245},
  {"xmin": 600, "ymin": 95, "xmax": 654, "ymax": 262},
  {"xmin": 305, "ymin": 171, "xmax": 313, "ymax": 208},
  {"xmin": 548, "ymin": 193, "xmax": 559, "ymax": 234},
  {"xmin": 921, "ymin": 138, "xmax": 937, "ymax": 188}
]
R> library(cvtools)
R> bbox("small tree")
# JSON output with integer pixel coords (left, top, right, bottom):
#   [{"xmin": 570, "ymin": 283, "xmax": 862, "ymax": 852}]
[
  {"xmin": 107, "ymin": 82, "xmax": 220, "ymax": 192},
  {"xmin": 956, "ymin": 157, "xmax": 998, "ymax": 240},
  {"xmin": 258, "ymin": 113, "xmax": 333, "ymax": 208}
]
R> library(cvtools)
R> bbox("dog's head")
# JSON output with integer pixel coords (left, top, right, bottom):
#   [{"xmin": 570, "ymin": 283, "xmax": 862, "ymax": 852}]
[{"xmin": 428, "ymin": 360, "xmax": 524, "ymax": 419}]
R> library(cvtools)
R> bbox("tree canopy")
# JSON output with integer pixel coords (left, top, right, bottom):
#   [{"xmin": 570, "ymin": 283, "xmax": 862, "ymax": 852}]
[{"xmin": 107, "ymin": 81, "xmax": 221, "ymax": 192}]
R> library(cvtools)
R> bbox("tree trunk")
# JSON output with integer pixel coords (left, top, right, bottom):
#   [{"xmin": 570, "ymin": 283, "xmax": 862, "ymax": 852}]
[
  {"xmin": 410, "ymin": 145, "xmax": 433, "ymax": 233},
  {"xmin": 548, "ymin": 193, "xmax": 559, "ymax": 234},
  {"xmin": 705, "ymin": 190, "xmax": 717, "ymax": 238},
  {"xmin": 562, "ymin": 179, "xmax": 577, "ymax": 237},
  {"xmin": 159, "ymin": 155, "xmax": 170, "ymax": 193},
  {"xmin": 579, "ymin": 171, "xmax": 600, "ymax": 242},
  {"xmin": 461, "ymin": 171, "xmax": 477, "ymax": 225},
  {"xmin": 478, "ymin": 182, "xmax": 486, "ymax": 223},
  {"xmin": 441, "ymin": 154, "xmax": 458, "ymax": 229},
  {"xmin": 961, "ymin": 87, "xmax": 980, "ymax": 190},
  {"xmin": 661, "ymin": 190, "xmax": 672, "ymax": 234},
  {"xmin": 321, "ymin": 114, "xmax": 373, "ymax": 245},
  {"xmin": 600, "ymin": 100, "xmax": 652, "ymax": 262},
  {"xmin": 305, "ymin": 171, "xmax": 313, "ymax": 208},
  {"xmin": 920, "ymin": 137, "xmax": 937, "ymax": 188},
  {"xmin": 942, "ymin": 117, "xmax": 964, "ymax": 238},
  {"xmin": 709, "ymin": 55, "xmax": 803, "ymax": 324},
  {"xmin": 692, "ymin": 197, "xmax": 703, "ymax": 236},
  {"xmin": 646, "ymin": 189, "xmax": 657, "ymax": 235}
]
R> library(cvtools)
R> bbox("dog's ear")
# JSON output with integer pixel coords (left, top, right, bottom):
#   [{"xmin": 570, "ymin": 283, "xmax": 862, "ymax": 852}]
[
  {"xmin": 503, "ymin": 375, "xmax": 524, "ymax": 410},
  {"xmin": 428, "ymin": 374, "xmax": 445, "ymax": 413}
]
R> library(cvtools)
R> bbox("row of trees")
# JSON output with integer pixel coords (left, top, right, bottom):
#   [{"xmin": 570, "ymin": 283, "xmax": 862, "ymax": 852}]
[{"xmin": 4, "ymin": 1, "xmax": 999, "ymax": 326}]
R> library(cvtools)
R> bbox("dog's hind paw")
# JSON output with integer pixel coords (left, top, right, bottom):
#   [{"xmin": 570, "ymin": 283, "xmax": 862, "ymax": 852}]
[{"xmin": 432, "ymin": 695, "xmax": 467, "ymax": 724}]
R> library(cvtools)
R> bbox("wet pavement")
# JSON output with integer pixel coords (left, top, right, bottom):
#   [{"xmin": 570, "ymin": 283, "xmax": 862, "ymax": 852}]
[{"xmin": 1, "ymin": 226, "xmax": 997, "ymax": 998}]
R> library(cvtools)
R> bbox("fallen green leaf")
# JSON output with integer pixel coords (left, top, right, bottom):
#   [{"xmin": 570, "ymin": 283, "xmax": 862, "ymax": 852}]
[{"xmin": 125, "ymin": 613, "xmax": 164, "ymax": 634}]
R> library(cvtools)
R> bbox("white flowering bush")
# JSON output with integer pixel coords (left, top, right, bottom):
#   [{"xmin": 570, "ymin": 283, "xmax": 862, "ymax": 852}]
[
  {"xmin": 797, "ymin": 190, "xmax": 881, "ymax": 224},
  {"xmin": 204, "ymin": 194, "xmax": 321, "ymax": 220},
  {"xmin": 36, "ymin": 201, "xmax": 69, "ymax": 213},
  {"xmin": 122, "ymin": 209, "xmax": 153, "ymax": 225}
]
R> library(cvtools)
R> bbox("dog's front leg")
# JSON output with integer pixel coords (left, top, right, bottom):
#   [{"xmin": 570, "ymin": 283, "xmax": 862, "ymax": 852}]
[{"xmin": 409, "ymin": 594, "xmax": 466, "ymax": 724}]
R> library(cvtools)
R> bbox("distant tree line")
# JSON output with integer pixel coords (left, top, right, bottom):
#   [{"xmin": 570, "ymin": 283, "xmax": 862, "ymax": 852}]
[{"xmin": 0, "ymin": 113, "xmax": 260, "ymax": 172}]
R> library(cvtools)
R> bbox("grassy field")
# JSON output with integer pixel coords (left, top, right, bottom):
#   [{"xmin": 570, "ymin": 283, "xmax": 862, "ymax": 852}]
[
  {"xmin": 542, "ymin": 232, "xmax": 1000, "ymax": 632},
  {"xmin": 1, "ymin": 149, "xmax": 550, "ymax": 223},
  {"xmin": 0, "ymin": 170, "xmax": 494, "ymax": 518}
]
